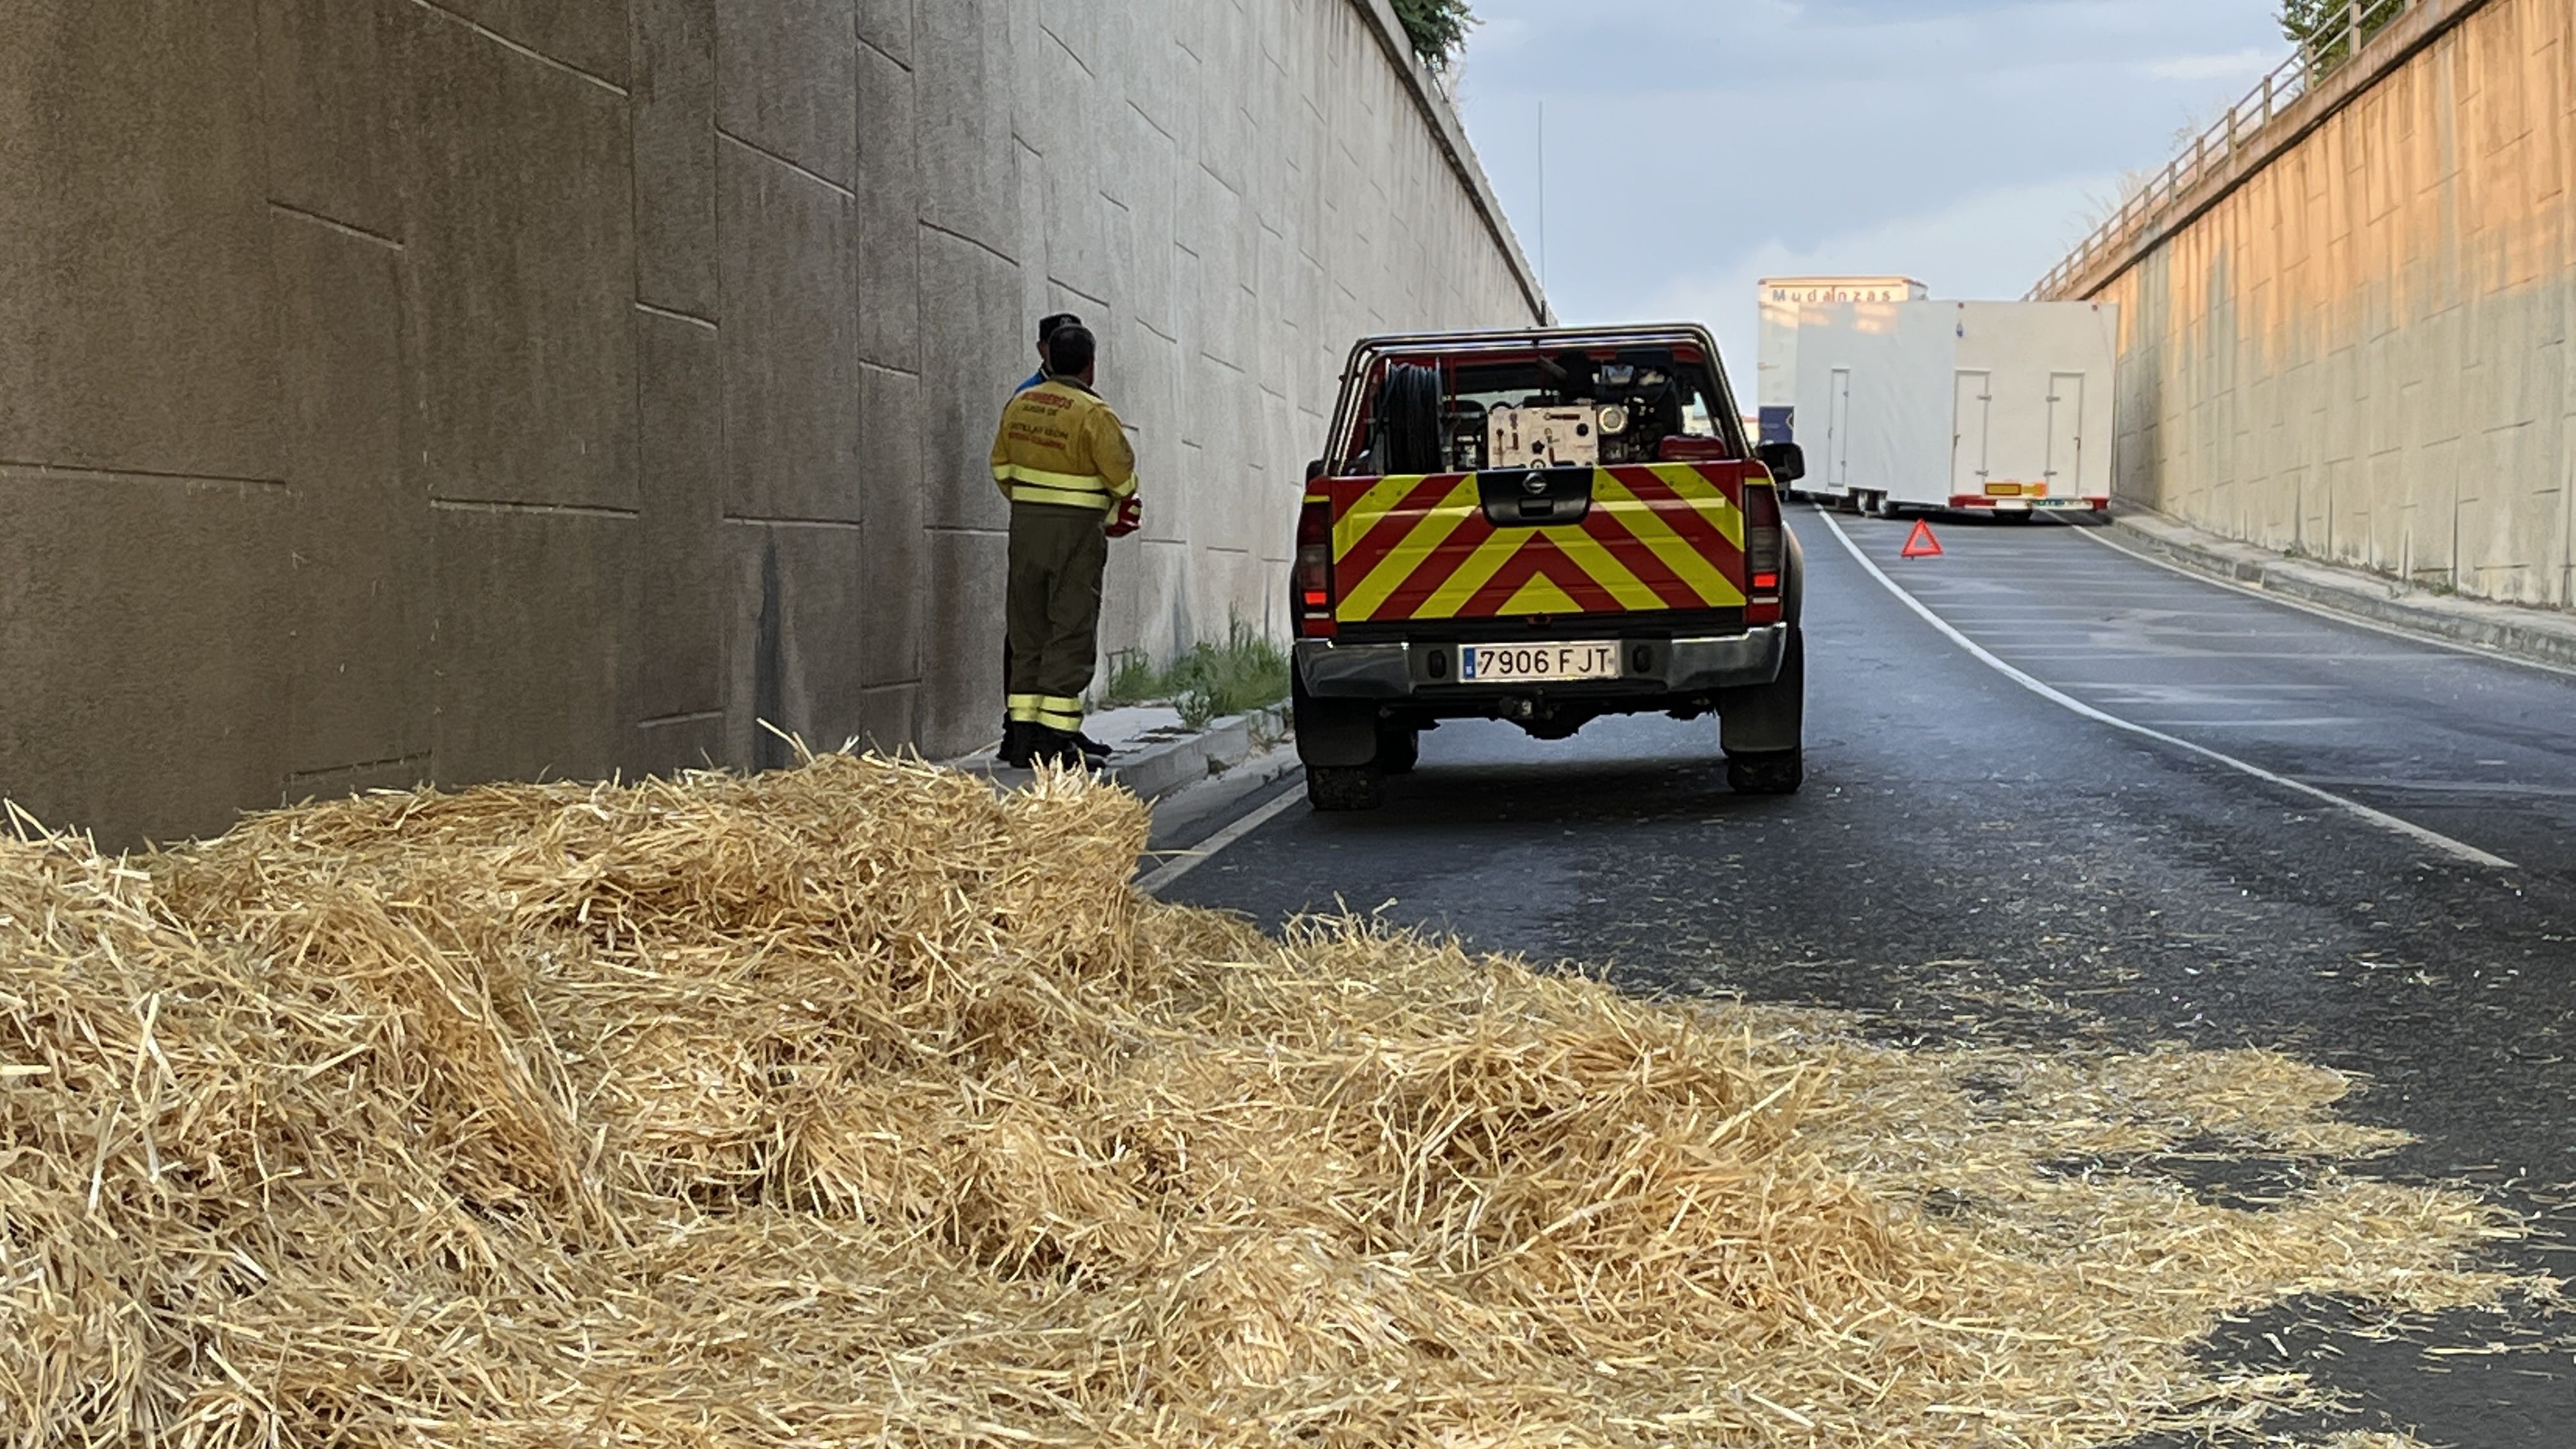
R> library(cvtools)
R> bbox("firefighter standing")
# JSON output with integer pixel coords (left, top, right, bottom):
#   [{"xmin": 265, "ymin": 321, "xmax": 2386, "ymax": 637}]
[
  {"xmin": 988, "ymin": 325, "xmax": 1141, "ymax": 767},
  {"xmin": 999, "ymin": 312, "xmax": 1085, "ymax": 737}
]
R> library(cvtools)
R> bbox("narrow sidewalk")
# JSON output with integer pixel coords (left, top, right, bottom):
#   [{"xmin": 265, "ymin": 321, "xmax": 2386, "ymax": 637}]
[
  {"xmin": 940, "ymin": 703, "xmax": 1303, "ymax": 887},
  {"xmin": 945, "ymin": 703, "xmax": 1295, "ymax": 802},
  {"xmin": 2099, "ymin": 507, "xmax": 2576, "ymax": 673}
]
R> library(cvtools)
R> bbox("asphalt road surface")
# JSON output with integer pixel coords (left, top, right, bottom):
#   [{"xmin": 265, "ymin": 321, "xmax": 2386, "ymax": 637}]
[{"xmin": 1163, "ymin": 507, "xmax": 2576, "ymax": 1445}]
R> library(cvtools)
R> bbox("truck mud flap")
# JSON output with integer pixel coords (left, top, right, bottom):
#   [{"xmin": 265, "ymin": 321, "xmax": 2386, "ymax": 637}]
[
  {"xmin": 1293, "ymin": 678, "xmax": 1380, "ymax": 768},
  {"xmin": 1719, "ymin": 627, "xmax": 1804, "ymax": 756}
]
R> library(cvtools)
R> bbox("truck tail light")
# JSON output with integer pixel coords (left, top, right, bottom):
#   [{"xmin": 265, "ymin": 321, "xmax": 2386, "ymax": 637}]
[
  {"xmin": 1744, "ymin": 480, "xmax": 1785, "ymax": 627},
  {"xmin": 1295, "ymin": 496, "xmax": 1337, "ymax": 638}
]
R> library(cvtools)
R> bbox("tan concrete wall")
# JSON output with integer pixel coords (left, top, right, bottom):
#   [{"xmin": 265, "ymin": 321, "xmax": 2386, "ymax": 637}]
[
  {"xmin": 2087, "ymin": 0, "xmax": 2576, "ymax": 606},
  {"xmin": 0, "ymin": 0, "xmax": 1542, "ymax": 846}
]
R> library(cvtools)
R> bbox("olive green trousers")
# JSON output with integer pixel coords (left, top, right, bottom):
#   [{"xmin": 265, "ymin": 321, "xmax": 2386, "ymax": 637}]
[{"xmin": 1005, "ymin": 502, "xmax": 1108, "ymax": 733}]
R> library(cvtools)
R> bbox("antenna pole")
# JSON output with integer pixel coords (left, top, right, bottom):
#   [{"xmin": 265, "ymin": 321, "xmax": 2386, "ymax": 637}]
[{"xmin": 1537, "ymin": 100, "xmax": 1547, "ymax": 294}]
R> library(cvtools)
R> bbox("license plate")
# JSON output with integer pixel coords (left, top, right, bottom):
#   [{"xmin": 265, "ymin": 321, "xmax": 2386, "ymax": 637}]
[{"xmin": 1457, "ymin": 641, "xmax": 1620, "ymax": 683}]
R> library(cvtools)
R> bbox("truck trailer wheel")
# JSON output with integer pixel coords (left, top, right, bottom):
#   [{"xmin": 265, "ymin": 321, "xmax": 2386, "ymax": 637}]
[
  {"xmin": 1726, "ymin": 749, "xmax": 1804, "ymax": 795},
  {"xmin": 1306, "ymin": 765, "xmax": 1384, "ymax": 811}
]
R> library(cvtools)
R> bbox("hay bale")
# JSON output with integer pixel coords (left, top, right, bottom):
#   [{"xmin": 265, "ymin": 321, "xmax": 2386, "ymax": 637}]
[{"xmin": 0, "ymin": 758, "xmax": 2540, "ymax": 1446}]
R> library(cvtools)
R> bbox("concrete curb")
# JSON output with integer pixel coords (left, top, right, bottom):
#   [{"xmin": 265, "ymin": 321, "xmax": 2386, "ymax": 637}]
[
  {"xmin": 2103, "ymin": 507, "xmax": 2576, "ymax": 673},
  {"xmin": 1142, "ymin": 741, "xmax": 1305, "ymax": 857},
  {"xmin": 1103, "ymin": 706, "xmax": 1282, "ymax": 801}
]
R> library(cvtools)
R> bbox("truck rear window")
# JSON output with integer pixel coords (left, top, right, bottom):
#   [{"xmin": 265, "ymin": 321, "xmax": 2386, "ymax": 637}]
[{"xmin": 1338, "ymin": 348, "xmax": 1735, "ymax": 476}]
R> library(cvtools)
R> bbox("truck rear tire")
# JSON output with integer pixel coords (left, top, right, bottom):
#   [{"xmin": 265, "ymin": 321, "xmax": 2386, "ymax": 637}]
[
  {"xmin": 1726, "ymin": 749, "xmax": 1804, "ymax": 795},
  {"xmin": 1306, "ymin": 765, "xmax": 1384, "ymax": 812}
]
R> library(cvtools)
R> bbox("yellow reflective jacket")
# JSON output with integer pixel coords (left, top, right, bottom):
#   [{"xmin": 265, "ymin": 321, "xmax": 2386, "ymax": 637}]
[{"xmin": 989, "ymin": 377, "xmax": 1137, "ymax": 511}]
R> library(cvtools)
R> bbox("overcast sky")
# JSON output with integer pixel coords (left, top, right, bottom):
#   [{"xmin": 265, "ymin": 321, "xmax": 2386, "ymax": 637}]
[{"xmin": 1452, "ymin": 0, "xmax": 2289, "ymax": 365}]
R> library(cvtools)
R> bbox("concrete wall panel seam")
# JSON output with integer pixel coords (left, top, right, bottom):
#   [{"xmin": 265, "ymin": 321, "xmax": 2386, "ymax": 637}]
[
  {"xmin": 271, "ymin": 199, "xmax": 406, "ymax": 252},
  {"xmin": 716, "ymin": 128, "xmax": 859, "ymax": 201},
  {"xmin": 404, "ymin": 0, "xmax": 630, "ymax": 97},
  {"xmin": 638, "ymin": 300, "xmax": 718, "ymax": 331}
]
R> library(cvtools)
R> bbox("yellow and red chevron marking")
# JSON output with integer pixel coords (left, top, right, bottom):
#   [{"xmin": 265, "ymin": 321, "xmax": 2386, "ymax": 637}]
[{"xmin": 1328, "ymin": 463, "xmax": 1750, "ymax": 624}]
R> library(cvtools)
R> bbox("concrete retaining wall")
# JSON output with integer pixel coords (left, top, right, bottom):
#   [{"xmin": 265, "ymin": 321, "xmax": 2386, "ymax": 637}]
[
  {"xmin": 2074, "ymin": 0, "xmax": 2576, "ymax": 608},
  {"xmin": 0, "ymin": 0, "xmax": 1542, "ymax": 846}
]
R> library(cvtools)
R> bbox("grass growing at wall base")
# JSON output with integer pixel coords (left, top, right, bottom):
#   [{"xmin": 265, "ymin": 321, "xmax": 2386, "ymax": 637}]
[{"xmin": 1102, "ymin": 620, "xmax": 1291, "ymax": 730}]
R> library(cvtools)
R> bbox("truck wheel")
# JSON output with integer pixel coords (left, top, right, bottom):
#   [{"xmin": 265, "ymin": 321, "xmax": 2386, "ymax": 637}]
[
  {"xmin": 1376, "ymin": 723, "xmax": 1420, "ymax": 775},
  {"xmin": 1726, "ymin": 749, "xmax": 1804, "ymax": 795},
  {"xmin": 1306, "ymin": 765, "xmax": 1384, "ymax": 812}
]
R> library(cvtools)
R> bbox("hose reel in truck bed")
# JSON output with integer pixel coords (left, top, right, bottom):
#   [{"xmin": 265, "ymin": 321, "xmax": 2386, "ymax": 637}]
[{"xmin": 1371, "ymin": 364, "xmax": 1447, "ymax": 475}]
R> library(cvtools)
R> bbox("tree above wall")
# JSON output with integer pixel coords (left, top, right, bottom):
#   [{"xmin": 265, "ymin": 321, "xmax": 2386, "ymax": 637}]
[
  {"xmin": 1392, "ymin": 0, "xmax": 1475, "ymax": 72},
  {"xmin": 2281, "ymin": 0, "xmax": 2403, "ymax": 72}
]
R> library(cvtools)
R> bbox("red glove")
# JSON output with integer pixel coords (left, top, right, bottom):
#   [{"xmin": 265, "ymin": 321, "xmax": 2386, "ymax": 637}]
[{"xmin": 1105, "ymin": 494, "xmax": 1142, "ymax": 539}]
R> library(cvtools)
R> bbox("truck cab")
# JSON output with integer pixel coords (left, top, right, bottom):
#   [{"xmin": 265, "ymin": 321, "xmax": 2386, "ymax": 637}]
[{"xmin": 1291, "ymin": 324, "xmax": 1807, "ymax": 811}]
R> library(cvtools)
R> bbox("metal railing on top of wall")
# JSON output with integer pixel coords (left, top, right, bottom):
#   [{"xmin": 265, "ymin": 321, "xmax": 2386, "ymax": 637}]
[{"xmin": 2029, "ymin": 0, "xmax": 2417, "ymax": 301}]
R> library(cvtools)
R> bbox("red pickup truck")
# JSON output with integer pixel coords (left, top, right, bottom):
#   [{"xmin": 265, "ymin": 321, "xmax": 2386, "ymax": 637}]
[{"xmin": 1289, "ymin": 324, "xmax": 1807, "ymax": 811}]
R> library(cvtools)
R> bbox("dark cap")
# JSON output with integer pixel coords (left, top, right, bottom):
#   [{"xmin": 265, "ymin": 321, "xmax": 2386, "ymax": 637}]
[
  {"xmin": 1038, "ymin": 312, "xmax": 1083, "ymax": 345},
  {"xmin": 1046, "ymin": 323, "xmax": 1096, "ymax": 377}
]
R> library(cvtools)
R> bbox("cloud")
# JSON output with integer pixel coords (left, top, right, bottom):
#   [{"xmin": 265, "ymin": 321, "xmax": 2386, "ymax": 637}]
[
  {"xmin": 1453, "ymin": 0, "xmax": 2287, "ymax": 343},
  {"xmin": 1793, "ymin": 0, "xmax": 2053, "ymax": 19},
  {"xmin": 1639, "ymin": 175, "xmax": 2125, "ymax": 371},
  {"xmin": 2145, "ymin": 48, "xmax": 2278, "ymax": 83}
]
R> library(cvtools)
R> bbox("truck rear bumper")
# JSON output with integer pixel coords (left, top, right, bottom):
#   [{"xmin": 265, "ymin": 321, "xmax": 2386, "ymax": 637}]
[
  {"xmin": 1947, "ymin": 494, "xmax": 2110, "ymax": 512},
  {"xmin": 1296, "ymin": 625, "xmax": 1790, "ymax": 700}
]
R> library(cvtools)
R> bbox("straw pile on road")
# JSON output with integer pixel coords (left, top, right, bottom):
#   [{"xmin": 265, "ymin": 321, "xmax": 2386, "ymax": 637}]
[{"xmin": 0, "ymin": 756, "xmax": 2537, "ymax": 1445}]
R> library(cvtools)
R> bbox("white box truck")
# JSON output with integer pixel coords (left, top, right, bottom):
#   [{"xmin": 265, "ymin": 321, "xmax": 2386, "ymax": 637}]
[
  {"xmin": 1792, "ymin": 299, "xmax": 2117, "ymax": 518},
  {"xmin": 1755, "ymin": 276, "xmax": 1926, "ymax": 453}
]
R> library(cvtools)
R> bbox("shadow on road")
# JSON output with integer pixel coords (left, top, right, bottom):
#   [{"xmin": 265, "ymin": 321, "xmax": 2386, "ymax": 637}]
[{"xmin": 1313, "ymin": 754, "xmax": 1791, "ymax": 833}]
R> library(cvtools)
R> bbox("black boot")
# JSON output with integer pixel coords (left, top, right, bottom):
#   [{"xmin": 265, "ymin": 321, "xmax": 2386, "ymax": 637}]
[
  {"xmin": 997, "ymin": 720, "xmax": 1036, "ymax": 769},
  {"xmin": 1070, "ymin": 730, "xmax": 1114, "ymax": 762},
  {"xmin": 1029, "ymin": 726, "xmax": 1092, "ymax": 769}
]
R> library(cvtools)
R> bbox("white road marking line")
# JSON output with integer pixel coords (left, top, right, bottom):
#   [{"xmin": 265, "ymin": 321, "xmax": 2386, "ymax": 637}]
[
  {"xmin": 2303, "ymin": 777, "xmax": 2576, "ymax": 800},
  {"xmin": 2086, "ymin": 684, "xmax": 2352, "ymax": 693},
  {"xmin": 1137, "ymin": 781, "xmax": 1307, "ymax": 895},
  {"xmin": 2133, "ymin": 718, "xmax": 2365, "ymax": 729},
  {"xmin": 1992, "ymin": 650, "xmax": 2441, "ymax": 662},
  {"xmin": 1815, "ymin": 510, "xmax": 2518, "ymax": 870},
  {"xmin": 2062, "ymin": 518, "xmax": 2576, "ymax": 680}
]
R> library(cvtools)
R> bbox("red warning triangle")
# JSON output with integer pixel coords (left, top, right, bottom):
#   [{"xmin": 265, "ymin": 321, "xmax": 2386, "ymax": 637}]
[{"xmin": 1901, "ymin": 519, "xmax": 1945, "ymax": 558}]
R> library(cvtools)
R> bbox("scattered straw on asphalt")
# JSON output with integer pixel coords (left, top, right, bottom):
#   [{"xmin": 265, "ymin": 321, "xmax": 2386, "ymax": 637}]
[{"xmin": 0, "ymin": 756, "xmax": 2548, "ymax": 1445}]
